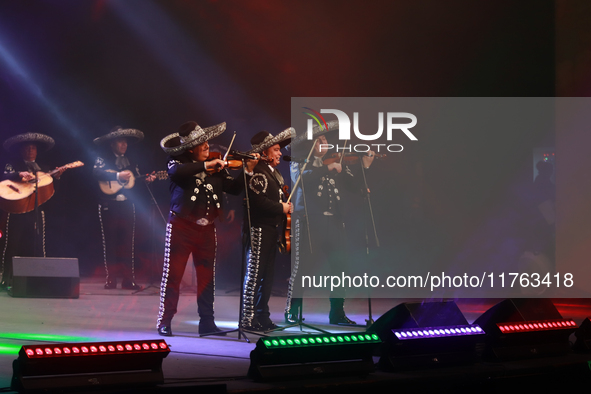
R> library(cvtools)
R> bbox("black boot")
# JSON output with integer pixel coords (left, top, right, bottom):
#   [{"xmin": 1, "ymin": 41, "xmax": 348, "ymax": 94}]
[
  {"xmin": 329, "ymin": 298, "xmax": 357, "ymax": 325},
  {"xmin": 285, "ymin": 297, "xmax": 303, "ymax": 323}
]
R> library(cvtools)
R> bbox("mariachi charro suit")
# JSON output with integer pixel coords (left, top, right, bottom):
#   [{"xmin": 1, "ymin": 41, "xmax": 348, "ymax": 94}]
[
  {"xmin": 93, "ymin": 153, "xmax": 141, "ymax": 288},
  {"xmin": 1, "ymin": 160, "xmax": 51, "ymax": 286},
  {"xmin": 157, "ymin": 155, "xmax": 244, "ymax": 329},
  {"xmin": 242, "ymin": 160, "xmax": 286, "ymax": 329}
]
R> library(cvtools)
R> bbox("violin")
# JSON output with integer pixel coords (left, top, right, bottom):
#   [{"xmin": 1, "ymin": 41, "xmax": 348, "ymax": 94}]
[
  {"xmin": 278, "ymin": 184, "xmax": 291, "ymax": 254},
  {"xmin": 206, "ymin": 151, "xmax": 243, "ymax": 172},
  {"xmin": 322, "ymin": 152, "xmax": 386, "ymax": 166}
]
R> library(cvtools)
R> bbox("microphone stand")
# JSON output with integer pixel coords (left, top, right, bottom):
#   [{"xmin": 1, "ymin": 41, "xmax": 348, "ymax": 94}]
[
  {"xmin": 271, "ymin": 141, "xmax": 329, "ymax": 334},
  {"xmin": 358, "ymin": 159, "xmax": 379, "ymax": 327},
  {"xmin": 33, "ymin": 169, "xmax": 41, "ymax": 257},
  {"xmin": 201, "ymin": 159, "xmax": 266, "ymax": 342},
  {"xmin": 133, "ymin": 178, "xmax": 167, "ymax": 295}
]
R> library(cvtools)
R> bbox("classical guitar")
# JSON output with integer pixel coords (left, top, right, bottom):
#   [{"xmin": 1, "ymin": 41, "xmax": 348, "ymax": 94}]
[
  {"xmin": 98, "ymin": 170, "xmax": 168, "ymax": 195},
  {"xmin": 0, "ymin": 161, "xmax": 84, "ymax": 214}
]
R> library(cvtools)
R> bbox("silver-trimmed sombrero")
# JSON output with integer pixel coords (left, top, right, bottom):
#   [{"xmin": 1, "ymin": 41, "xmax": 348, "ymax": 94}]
[
  {"xmin": 160, "ymin": 121, "xmax": 226, "ymax": 156},
  {"xmin": 93, "ymin": 126, "xmax": 144, "ymax": 145},
  {"xmin": 247, "ymin": 127, "xmax": 294, "ymax": 154},
  {"xmin": 3, "ymin": 132, "xmax": 55, "ymax": 153},
  {"xmin": 292, "ymin": 119, "xmax": 338, "ymax": 146}
]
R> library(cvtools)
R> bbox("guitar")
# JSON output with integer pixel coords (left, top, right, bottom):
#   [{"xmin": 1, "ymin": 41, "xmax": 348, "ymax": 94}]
[
  {"xmin": 98, "ymin": 170, "xmax": 168, "ymax": 195},
  {"xmin": 0, "ymin": 161, "xmax": 84, "ymax": 214}
]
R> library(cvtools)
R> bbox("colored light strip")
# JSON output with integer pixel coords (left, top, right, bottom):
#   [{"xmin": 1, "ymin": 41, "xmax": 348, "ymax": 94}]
[
  {"xmin": 392, "ymin": 324, "xmax": 484, "ymax": 341},
  {"xmin": 22, "ymin": 340, "xmax": 169, "ymax": 359},
  {"xmin": 262, "ymin": 333, "xmax": 381, "ymax": 349},
  {"xmin": 497, "ymin": 319, "xmax": 578, "ymax": 333}
]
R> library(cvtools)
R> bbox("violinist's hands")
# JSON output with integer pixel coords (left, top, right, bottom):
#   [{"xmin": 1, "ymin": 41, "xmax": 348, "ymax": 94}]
[
  {"xmin": 362, "ymin": 150, "xmax": 376, "ymax": 169},
  {"xmin": 282, "ymin": 202, "xmax": 293, "ymax": 214},
  {"xmin": 205, "ymin": 159, "xmax": 226, "ymax": 171},
  {"xmin": 145, "ymin": 171, "xmax": 157, "ymax": 183},
  {"xmin": 20, "ymin": 171, "xmax": 35, "ymax": 182},
  {"xmin": 327, "ymin": 162, "xmax": 342, "ymax": 173},
  {"xmin": 246, "ymin": 153, "xmax": 260, "ymax": 173},
  {"xmin": 119, "ymin": 170, "xmax": 132, "ymax": 183}
]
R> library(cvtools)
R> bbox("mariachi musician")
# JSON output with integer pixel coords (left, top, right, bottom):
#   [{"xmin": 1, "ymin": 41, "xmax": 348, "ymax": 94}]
[
  {"xmin": 284, "ymin": 121, "xmax": 375, "ymax": 325},
  {"xmin": 157, "ymin": 120, "xmax": 258, "ymax": 337},
  {"xmin": 93, "ymin": 126, "xmax": 155, "ymax": 291},
  {"xmin": 0, "ymin": 133, "xmax": 64, "ymax": 290},
  {"xmin": 241, "ymin": 129, "xmax": 293, "ymax": 331}
]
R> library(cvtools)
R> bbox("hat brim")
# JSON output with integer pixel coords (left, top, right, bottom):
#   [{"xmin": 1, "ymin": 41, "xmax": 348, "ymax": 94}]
[
  {"xmin": 161, "ymin": 122, "xmax": 226, "ymax": 156},
  {"xmin": 292, "ymin": 120, "xmax": 339, "ymax": 147},
  {"xmin": 3, "ymin": 133, "xmax": 55, "ymax": 153},
  {"xmin": 247, "ymin": 127, "xmax": 294, "ymax": 154},
  {"xmin": 93, "ymin": 128, "xmax": 144, "ymax": 145}
]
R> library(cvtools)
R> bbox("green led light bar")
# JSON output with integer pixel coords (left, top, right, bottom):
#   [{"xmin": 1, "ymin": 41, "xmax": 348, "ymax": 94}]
[{"xmin": 261, "ymin": 332, "xmax": 381, "ymax": 349}]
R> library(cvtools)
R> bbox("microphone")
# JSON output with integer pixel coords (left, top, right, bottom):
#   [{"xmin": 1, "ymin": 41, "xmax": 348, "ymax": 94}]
[
  {"xmin": 229, "ymin": 150, "xmax": 256, "ymax": 160},
  {"xmin": 283, "ymin": 156, "xmax": 307, "ymax": 164}
]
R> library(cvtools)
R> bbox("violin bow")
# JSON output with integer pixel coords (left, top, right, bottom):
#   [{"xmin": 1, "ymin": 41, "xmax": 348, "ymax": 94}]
[
  {"xmin": 223, "ymin": 132, "xmax": 237, "ymax": 162},
  {"xmin": 286, "ymin": 137, "xmax": 317, "ymax": 204}
]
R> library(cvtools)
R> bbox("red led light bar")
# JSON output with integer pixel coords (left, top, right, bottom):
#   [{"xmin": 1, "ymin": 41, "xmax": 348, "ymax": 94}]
[
  {"xmin": 497, "ymin": 319, "xmax": 578, "ymax": 333},
  {"xmin": 21, "ymin": 340, "xmax": 169, "ymax": 359}
]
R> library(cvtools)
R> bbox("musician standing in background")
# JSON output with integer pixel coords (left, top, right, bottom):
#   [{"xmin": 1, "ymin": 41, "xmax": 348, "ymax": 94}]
[
  {"xmin": 241, "ymin": 129, "xmax": 292, "ymax": 331},
  {"xmin": 1, "ymin": 133, "xmax": 64, "ymax": 291},
  {"xmin": 285, "ymin": 123, "xmax": 375, "ymax": 325},
  {"xmin": 93, "ymin": 127, "xmax": 155, "ymax": 291}
]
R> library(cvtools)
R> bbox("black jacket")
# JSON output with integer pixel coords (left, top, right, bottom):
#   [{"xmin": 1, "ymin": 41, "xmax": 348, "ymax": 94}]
[
  {"xmin": 247, "ymin": 161, "xmax": 286, "ymax": 228},
  {"xmin": 166, "ymin": 154, "xmax": 244, "ymax": 221}
]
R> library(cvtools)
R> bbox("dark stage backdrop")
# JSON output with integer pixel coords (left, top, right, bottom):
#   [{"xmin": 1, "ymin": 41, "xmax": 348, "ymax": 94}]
[{"xmin": 0, "ymin": 0, "xmax": 556, "ymax": 291}]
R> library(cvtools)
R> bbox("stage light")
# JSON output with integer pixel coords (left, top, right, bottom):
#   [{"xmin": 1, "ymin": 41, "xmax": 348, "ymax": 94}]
[
  {"xmin": 474, "ymin": 298, "xmax": 578, "ymax": 361},
  {"xmin": 11, "ymin": 339, "xmax": 170, "ymax": 392},
  {"xmin": 248, "ymin": 332, "xmax": 381, "ymax": 381},
  {"xmin": 369, "ymin": 301, "xmax": 485, "ymax": 370}
]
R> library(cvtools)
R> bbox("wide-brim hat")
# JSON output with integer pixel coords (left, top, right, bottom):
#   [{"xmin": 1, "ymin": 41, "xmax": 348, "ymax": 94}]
[
  {"xmin": 292, "ymin": 119, "xmax": 339, "ymax": 147},
  {"xmin": 93, "ymin": 126, "xmax": 144, "ymax": 145},
  {"xmin": 3, "ymin": 133, "xmax": 55, "ymax": 154},
  {"xmin": 160, "ymin": 121, "xmax": 226, "ymax": 156},
  {"xmin": 247, "ymin": 127, "xmax": 293, "ymax": 154}
]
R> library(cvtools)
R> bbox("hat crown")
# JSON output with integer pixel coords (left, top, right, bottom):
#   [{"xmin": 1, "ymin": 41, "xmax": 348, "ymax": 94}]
[
  {"xmin": 250, "ymin": 131, "xmax": 271, "ymax": 147},
  {"xmin": 178, "ymin": 121, "xmax": 198, "ymax": 137}
]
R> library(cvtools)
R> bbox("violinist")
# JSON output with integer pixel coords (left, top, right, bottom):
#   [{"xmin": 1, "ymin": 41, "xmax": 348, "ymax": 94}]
[
  {"xmin": 241, "ymin": 129, "xmax": 292, "ymax": 332},
  {"xmin": 284, "ymin": 127, "xmax": 375, "ymax": 325},
  {"xmin": 156, "ymin": 121, "xmax": 257, "ymax": 337}
]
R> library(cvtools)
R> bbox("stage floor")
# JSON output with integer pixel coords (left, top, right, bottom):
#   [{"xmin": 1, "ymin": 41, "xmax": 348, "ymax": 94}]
[{"xmin": 1, "ymin": 278, "xmax": 591, "ymax": 393}]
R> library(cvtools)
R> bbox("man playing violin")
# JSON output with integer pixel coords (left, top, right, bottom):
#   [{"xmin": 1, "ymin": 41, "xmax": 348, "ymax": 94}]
[
  {"xmin": 93, "ymin": 127, "xmax": 155, "ymax": 291},
  {"xmin": 157, "ymin": 121, "xmax": 257, "ymax": 337},
  {"xmin": 285, "ymin": 124, "xmax": 375, "ymax": 325},
  {"xmin": 1, "ymin": 133, "xmax": 64, "ymax": 291},
  {"xmin": 240, "ymin": 129, "xmax": 293, "ymax": 331}
]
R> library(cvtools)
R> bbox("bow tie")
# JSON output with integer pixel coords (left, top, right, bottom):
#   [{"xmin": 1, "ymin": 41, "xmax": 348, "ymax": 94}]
[{"xmin": 115, "ymin": 156, "xmax": 130, "ymax": 170}]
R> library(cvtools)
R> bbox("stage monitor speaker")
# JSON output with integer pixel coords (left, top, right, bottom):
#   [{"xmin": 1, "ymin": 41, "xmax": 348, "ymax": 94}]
[
  {"xmin": 573, "ymin": 316, "xmax": 591, "ymax": 352},
  {"xmin": 9, "ymin": 257, "xmax": 79, "ymax": 299},
  {"xmin": 369, "ymin": 300, "xmax": 485, "ymax": 370},
  {"xmin": 248, "ymin": 332, "xmax": 381, "ymax": 381},
  {"xmin": 11, "ymin": 340, "xmax": 170, "ymax": 392},
  {"xmin": 473, "ymin": 298, "xmax": 578, "ymax": 360}
]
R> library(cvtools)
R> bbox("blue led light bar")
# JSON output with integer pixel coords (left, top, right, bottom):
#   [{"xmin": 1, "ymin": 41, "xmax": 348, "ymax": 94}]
[{"xmin": 391, "ymin": 324, "xmax": 484, "ymax": 340}]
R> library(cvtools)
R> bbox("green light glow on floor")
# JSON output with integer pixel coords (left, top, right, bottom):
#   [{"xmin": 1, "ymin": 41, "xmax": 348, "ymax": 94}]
[{"xmin": 0, "ymin": 333, "xmax": 95, "ymax": 342}]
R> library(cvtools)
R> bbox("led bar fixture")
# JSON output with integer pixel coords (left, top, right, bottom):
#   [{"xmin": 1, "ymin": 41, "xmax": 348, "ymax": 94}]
[
  {"xmin": 392, "ymin": 324, "xmax": 484, "ymax": 340},
  {"xmin": 261, "ymin": 332, "xmax": 380, "ymax": 349},
  {"xmin": 20, "ymin": 340, "xmax": 169, "ymax": 359},
  {"xmin": 12, "ymin": 340, "xmax": 170, "ymax": 392},
  {"xmin": 497, "ymin": 319, "xmax": 578, "ymax": 333},
  {"xmin": 249, "ymin": 332, "xmax": 381, "ymax": 381}
]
